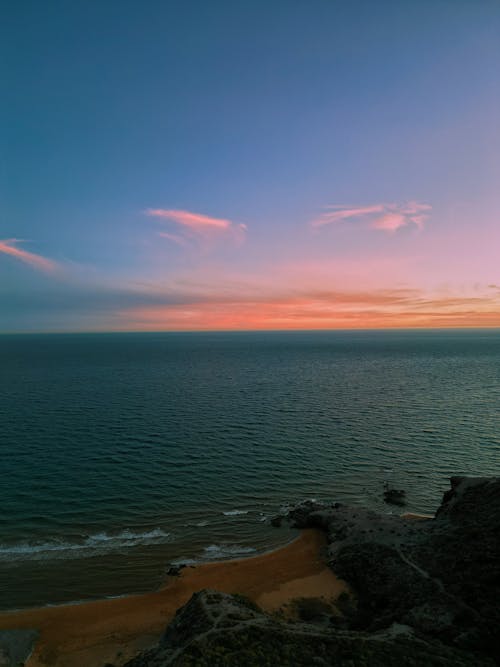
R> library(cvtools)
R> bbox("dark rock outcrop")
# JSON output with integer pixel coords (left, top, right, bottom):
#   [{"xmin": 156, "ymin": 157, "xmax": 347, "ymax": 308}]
[
  {"xmin": 165, "ymin": 564, "xmax": 186, "ymax": 577},
  {"xmin": 124, "ymin": 590, "xmax": 492, "ymax": 667},
  {"xmin": 124, "ymin": 477, "xmax": 500, "ymax": 666},
  {"xmin": 0, "ymin": 629, "xmax": 38, "ymax": 667},
  {"xmin": 287, "ymin": 477, "xmax": 500, "ymax": 663},
  {"xmin": 383, "ymin": 484, "xmax": 406, "ymax": 506}
]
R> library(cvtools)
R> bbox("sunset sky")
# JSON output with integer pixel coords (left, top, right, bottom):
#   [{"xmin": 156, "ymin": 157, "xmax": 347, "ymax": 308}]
[{"xmin": 2, "ymin": 1, "xmax": 500, "ymax": 332}]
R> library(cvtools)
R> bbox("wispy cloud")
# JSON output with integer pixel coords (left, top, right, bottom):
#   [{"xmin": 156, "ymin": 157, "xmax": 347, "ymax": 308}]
[
  {"xmin": 0, "ymin": 239, "xmax": 58, "ymax": 273},
  {"xmin": 145, "ymin": 208, "xmax": 247, "ymax": 248},
  {"xmin": 146, "ymin": 209, "xmax": 232, "ymax": 230},
  {"xmin": 311, "ymin": 201, "xmax": 431, "ymax": 232},
  {"xmin": 157, "ymin": 231, "xmax": 189, "ymax": 247}
]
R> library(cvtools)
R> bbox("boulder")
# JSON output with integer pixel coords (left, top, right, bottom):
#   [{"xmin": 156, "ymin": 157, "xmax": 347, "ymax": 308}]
[{"xmin": 383, "ymin": 487, "xmax": 406, "ymax": 506}]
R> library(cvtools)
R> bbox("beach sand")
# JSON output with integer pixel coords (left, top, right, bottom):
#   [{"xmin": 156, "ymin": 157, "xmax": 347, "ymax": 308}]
[{"xmin": 0, "ymin": 529, "xmax": 349, "ymax": 667}]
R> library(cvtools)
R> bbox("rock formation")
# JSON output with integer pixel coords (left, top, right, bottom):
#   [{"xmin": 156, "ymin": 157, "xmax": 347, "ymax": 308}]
[
  {"xmin": 123, "ymin": 590, "xmax": 492, "ymax": 666},
  {"xmin": 0, "ymin": 629, "xmax": 38, "ymax": 667},
  {"xmin": 123, "ymin": 477, "xmax": 499, "ymax": 666},
  {"xmin": 382, "ymin": 482, "xmax": 406, "ymax": 506}
]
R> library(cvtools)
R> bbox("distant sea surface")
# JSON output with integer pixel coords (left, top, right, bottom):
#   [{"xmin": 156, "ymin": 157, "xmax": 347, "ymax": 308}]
[{"xmin": 1, "ymin": 330, "xmax": 499, "ymax": 610}]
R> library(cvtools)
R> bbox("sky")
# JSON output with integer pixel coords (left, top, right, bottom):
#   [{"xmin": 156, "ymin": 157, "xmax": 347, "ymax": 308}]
[{"xmin": 2, "ymin": 0, "xmax": 500, "ymax": 332}]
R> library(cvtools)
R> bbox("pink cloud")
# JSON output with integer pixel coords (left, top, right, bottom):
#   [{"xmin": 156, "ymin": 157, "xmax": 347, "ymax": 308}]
[
  {"xmin": 146, "ymin": 209, "xmax": 232, "ymax": 230},
  {"xmin": 0, "ymin": 239, "xmax": 58, "ymax": 273},
  {"xmin": 145, "ymin": 208, "xmax": 247, "ymax": 247},
  {"xmin": 372, "ymin": 212, "xmax": 408, "ymax": 231},
  {"xmin": 158, "ymin": 231, "xmax": 189, "ymax": 247},
  {"xmin": 311, "ymin": 204, "xmax": 386, "ymax": 227},
  {"xmin": 312, "ymin": 201, "xmax": 431, "ymax": 232}
]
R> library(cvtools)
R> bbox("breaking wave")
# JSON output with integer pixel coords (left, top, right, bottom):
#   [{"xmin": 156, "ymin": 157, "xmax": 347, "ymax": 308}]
[
  {"xmin": 170, "ymin": 543, "xmax": 257, "ymax": 567},
  {"xmin": 0, "ymin": 528, "xmax": 172, "ymax": 561},
  {"xmin": 202, "ymin": 544, "xmax": 257, "ymax": 559}
]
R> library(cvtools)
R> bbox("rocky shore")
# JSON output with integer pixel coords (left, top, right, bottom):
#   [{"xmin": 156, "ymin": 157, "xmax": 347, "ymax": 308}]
[{"xmin": 123, "ymin": 476, "xmax": 500, "ymax": 666}]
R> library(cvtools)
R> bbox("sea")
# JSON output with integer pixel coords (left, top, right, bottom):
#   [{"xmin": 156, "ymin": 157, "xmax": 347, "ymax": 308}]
[{"xmin": 0, "ymin": 329, "xmax": 499, "ymax": 610}]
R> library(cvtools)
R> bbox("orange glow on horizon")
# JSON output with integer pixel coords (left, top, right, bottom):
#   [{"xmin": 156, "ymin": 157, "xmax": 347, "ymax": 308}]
[{"xmin": 112, "ymin": 290, "xmax": 500, "ymax": 332}]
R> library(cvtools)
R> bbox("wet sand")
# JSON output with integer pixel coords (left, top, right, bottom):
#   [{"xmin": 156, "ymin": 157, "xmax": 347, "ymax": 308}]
[{"xmin": 0, "ymin": 529, "xmax": 349, "ymax": 667}]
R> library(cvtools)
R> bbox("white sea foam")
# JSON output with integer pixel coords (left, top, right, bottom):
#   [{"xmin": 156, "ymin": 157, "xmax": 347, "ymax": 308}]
[
  {"xmin": 0, "ymin": 528, "xmax": 172, "ymax": 561},
  {"xmin": 169, "ymin": 543, "xmax": 257, "ymax": 567},
  {"xmin": 222, "ymin": 509, "xmax": 249, "ymax": 516},
  {"xmin": 169, "ymin": 557, "xmax": 199, "ymax": 567},
  {"xmin": 202, "ymin": 544, "xmax": 257, "ymax": 559}
]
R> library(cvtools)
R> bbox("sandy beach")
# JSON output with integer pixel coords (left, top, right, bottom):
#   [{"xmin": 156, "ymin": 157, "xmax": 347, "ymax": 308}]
[{"xmin": 0, "ymin": 529, "xmax": 349, "ymax": 667}]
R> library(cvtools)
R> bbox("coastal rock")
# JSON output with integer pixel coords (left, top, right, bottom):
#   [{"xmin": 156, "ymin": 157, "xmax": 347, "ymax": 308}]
[
  {"xmin": 0, "ymin": 629, "xmax": 38, "ymax": 667},
  {"xmin": 286, "ymin": 499, "xmax": 331, "ymax": 529},
  {"xmin": 165, "ymin": 564, "xmax": 186, "ymax": 577},
  {"xmin": 287, "ymin": 476, "xmax": 500, "ymax": 663},
  {"xmin": 383, "ymin": 484, "xmax": 406, "ymax": 506},
  {"xmin": 125, "ymin": 476, "xmax": 500, "ymax": 666},
  {"xmin": 123, "ymin": 590, "xmax": 492, "ymax": 666}
]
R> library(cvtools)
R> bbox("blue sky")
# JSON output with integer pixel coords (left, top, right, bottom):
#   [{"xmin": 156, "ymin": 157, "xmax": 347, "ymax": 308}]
[{"xmin": 2, "ymin": 1, "xmax": 500, "ymax": 331}]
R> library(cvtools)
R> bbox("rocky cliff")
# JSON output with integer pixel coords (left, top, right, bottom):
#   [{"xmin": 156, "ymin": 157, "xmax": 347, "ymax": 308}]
[{"xmin": 123, "ymin": 477, "xmax": 499, "ymax": 666}]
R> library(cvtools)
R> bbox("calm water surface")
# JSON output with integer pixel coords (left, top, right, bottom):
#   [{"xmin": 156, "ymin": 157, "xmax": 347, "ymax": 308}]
[{"xmin": 0, "ymin": 330, "xmax": 499, "ymax": 609}]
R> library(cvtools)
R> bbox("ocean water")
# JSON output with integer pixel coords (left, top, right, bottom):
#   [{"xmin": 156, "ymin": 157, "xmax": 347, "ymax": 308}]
[{"xmin": 0, "ymin": 329, "xmax": 499, "ymax": 610}]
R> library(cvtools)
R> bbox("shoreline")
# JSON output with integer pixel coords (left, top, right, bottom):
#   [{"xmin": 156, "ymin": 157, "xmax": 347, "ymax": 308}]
[
  {"xmin": 0, "ymin": 534, "xmax": 301, "ymax": 616},
  {"xmin": 1, "ymin": 511, "xmax": 430, "ymax": 615},
  {"xmin": 0, "ymin": 529, "xmax": 349, "ymax": 667}
]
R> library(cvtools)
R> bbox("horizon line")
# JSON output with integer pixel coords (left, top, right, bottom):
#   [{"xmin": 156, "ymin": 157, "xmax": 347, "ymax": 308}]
[{"xmin": 2, "ymin": 325, "xmax": 500, "ymax": 336}]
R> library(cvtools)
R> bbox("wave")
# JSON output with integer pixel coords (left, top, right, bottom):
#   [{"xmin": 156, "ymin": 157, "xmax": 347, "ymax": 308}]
[
  {"xmin": 183, "ymin": 520, "xmax": 210, "ymax": 528},
  {"xmin": 0, "ymin": 528, "xmax": 172, "ymax": 561},
  {"xmin": 203, "ymin": 544, "xmax": 257, "ymax": 559},
  {"xmin": 170, "ymin": 543, "xmax": 257, "ymax": 567},
  {"xmin": 222, "ymin": 509, "xmax": 249, "ymax": 516}
]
